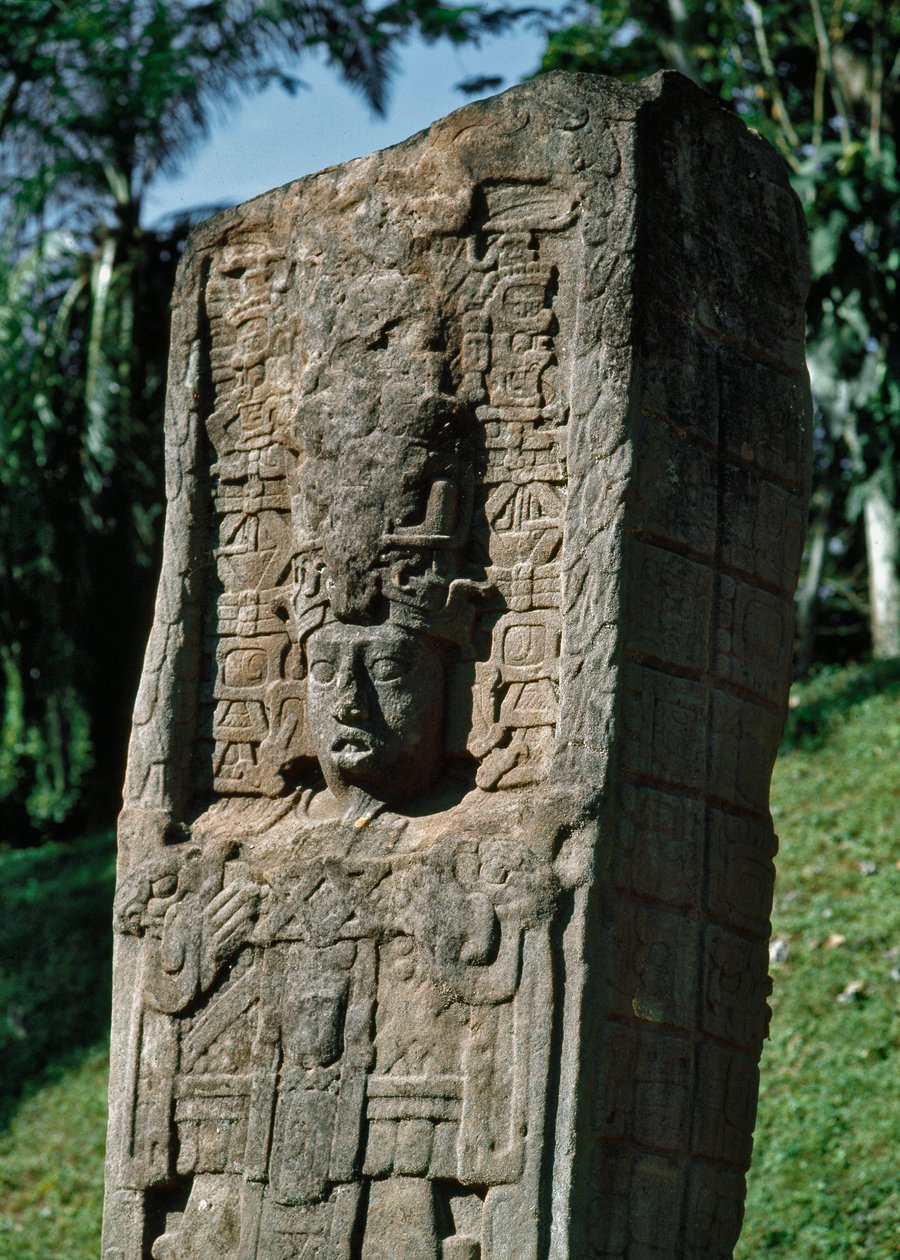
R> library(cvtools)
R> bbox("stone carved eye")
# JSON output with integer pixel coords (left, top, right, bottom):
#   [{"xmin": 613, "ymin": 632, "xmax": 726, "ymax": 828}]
[
  {"xmin": 309, "ymin": 660, "xmax": 337, "ymax": 684},
  {"xmin": 369, "ymin": 656, "xmax": 405, "ymax": 683}
]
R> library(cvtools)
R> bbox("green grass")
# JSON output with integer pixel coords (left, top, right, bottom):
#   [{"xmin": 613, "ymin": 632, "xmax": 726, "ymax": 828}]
[
  {"xmin": 737, "ymin": 661, "xmax": 900, "ymax": 1260},
  {"xmin": 0, "ymin": 1045, "xmax": 108, "ymax": 1259},
  {"xmin": 0, "ymin": 831, "xmax": 115, "ymax": 1258},
  {"xmin": 0, "ymin": 666, "xmax": 898, "ymax": 1258}
]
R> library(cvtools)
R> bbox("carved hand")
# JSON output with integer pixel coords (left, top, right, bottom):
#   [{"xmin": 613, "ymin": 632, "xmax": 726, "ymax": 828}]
[{"xmin": 200, "ymin": 876, "xmax": 265, "ymax": 986}]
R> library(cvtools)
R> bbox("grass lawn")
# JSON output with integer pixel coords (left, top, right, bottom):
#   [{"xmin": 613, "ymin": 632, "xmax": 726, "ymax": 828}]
[
  {"xmin": 0, "ymin": 663, "xmax": 898, "ymax": 1257},
  {"xmin": 0, "ymin": 1044, "xmax": 108, "ymax": 1259},
  {"xmin": 0, "ymin": 832, "xmax": 115, "ymax": 1258},
  {"xmin": 736, "ymin": 661, "xmax": 900, "ymax": 1260}
]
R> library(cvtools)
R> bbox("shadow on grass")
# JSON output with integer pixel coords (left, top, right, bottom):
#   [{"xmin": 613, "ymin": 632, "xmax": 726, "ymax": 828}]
[
  {"xmin": 782, "ymin": 658, "xmax": 900, "ymax": 752},
  {"xmin": 0, "ymin": 831, "xmax": 115, "ymax": 1130}
]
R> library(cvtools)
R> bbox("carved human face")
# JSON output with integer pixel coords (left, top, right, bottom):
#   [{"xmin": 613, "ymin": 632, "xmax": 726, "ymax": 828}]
[{"xmin": 305, "ymin": 621, "xmax": 445, "ymax": 805}]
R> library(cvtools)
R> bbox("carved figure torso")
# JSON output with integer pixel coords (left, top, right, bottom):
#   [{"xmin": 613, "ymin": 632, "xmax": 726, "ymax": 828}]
[{"xmin": 117, "ymin": 786, "xmax": 573, "ymax": 1260}]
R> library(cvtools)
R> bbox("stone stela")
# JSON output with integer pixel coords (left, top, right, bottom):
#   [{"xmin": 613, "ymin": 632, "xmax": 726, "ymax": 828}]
[{"xmin": 103, "ymin": 72, "xmax": 811, "ymax": 1260}]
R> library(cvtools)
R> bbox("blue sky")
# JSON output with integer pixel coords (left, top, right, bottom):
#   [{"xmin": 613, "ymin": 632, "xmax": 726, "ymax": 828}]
[{"xmin": 145, "ymin": 19, "xmax": 555, "ymax": 224}]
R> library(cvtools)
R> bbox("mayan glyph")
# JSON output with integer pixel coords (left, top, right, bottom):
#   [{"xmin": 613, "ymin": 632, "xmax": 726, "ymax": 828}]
[{"xmin": 103, "ymin": 72, "xmax": 811, "ymax": 1260}]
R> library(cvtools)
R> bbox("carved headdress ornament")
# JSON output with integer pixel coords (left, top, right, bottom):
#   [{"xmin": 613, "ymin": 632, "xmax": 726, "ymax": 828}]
[{"xmin": 289, "ymin": 284, "xmax": 486, "ymax": 650}]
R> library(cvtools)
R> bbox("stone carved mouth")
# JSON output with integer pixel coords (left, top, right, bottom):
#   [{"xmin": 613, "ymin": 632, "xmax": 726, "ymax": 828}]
[
  {"xmin": 331, "ymin": 732, "xmax": 382, "ymax": 765},
  {"xmin": 333, "ymin": 733, "xmax": 374, "ymax": 752}
]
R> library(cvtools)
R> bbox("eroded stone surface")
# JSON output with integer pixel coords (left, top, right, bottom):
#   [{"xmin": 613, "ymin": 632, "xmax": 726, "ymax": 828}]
[{"xmin": 103, "ymin": 71, "xmax": 811, "ymax": 1260}]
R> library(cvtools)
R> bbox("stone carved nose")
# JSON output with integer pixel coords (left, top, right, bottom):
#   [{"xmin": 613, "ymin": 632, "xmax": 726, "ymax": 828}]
[{"xmin": 333, "ymin": 676, "xmax": 369, "ymax": 723}]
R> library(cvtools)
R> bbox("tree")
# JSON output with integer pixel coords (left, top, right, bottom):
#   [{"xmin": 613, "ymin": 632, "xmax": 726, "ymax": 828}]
[
  {"xmin": 0, "ymin": 0, "xmax": 543, "ymax": 839},
  {"xmin": 539, "ymin": 0, "xmax": 900, "ymax": 666}
]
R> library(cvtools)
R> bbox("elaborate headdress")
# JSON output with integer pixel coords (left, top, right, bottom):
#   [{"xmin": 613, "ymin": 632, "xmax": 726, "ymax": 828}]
[{"xmin": 289, "ymin": 278, "xmax": 487, "ymax": 650}]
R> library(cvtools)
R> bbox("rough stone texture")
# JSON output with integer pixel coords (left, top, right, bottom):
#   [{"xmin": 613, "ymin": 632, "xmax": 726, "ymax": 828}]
[{"xmin": 103, "ymin": 71, "xmax": 811, "ymax": 1260}]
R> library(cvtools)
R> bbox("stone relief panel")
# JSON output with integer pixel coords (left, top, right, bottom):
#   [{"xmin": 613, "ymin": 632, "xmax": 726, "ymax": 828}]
[
  {"xmin": 195, "ymin": 177, "xmax": 582, "ymax": 808},
  {"xmin": 107, "ymin": 122, "xmax": 596, "ymax": 1260}
]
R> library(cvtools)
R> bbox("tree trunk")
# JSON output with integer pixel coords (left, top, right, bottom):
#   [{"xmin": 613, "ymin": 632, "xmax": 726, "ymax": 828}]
[{"xmin": 863, "ymin": 482, "xmax": 900, "ymax": 658}]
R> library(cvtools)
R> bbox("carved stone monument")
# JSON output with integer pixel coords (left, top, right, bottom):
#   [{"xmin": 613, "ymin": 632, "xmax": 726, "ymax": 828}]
[{"xmin": 103, "ymin": 72, "xmax": 811, "ymax": 1260}]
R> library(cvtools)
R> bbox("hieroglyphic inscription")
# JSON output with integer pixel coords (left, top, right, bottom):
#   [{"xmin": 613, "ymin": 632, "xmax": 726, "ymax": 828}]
[
  {"xmin": 461, "ymin": 185, "xmax": 575, "ymax": 789},
  {"xmin": 204, "ymin": 238, "xmax": 300, "ymax": 797}
]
